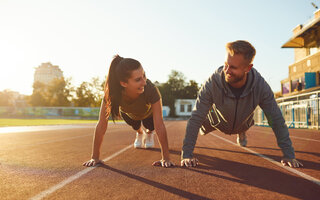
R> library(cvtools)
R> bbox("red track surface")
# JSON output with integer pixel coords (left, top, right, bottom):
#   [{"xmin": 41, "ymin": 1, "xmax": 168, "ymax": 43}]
[{"xmin": 0, "ymin": 121, "xmax": 319, "ymax": 200}]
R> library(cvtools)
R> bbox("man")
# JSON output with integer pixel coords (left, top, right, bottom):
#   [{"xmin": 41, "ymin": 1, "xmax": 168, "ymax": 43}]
[{"xmin": 181, "ymin": 40, "xmax": 303, "ymax": 168}]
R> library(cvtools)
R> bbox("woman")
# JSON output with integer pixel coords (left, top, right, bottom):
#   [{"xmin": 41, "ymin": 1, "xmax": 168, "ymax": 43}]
[{"xmin": 83, "ymin": 55, "xmax": 174, "ymax": 168}]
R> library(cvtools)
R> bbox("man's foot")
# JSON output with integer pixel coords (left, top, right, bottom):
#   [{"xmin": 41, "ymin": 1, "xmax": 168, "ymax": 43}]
[
  {"xmin": 237, "ymin": 132, "xmax": 247, "ymax": 147},
  {"xmin": 134, "ymin": 132, "xmax": 143, "ymax": 148},
  {"xmin": 144, "ymin": 131, "xmax": 154, "ymax": 148}
]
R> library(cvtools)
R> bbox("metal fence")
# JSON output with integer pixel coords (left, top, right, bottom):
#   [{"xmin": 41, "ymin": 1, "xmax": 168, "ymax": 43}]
[{"xmin": 254, "ymin": 90, "xmax": 320, "ymax": 129}]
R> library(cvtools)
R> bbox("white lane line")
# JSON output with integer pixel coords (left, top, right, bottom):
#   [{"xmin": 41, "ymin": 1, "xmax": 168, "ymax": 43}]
[
  {"xmin": 29, "ymin": 144, "xmax": 133, "ymax": 200},
  {"xmin": 29, "ymin": 121, "xmax": 174, "ymax": 200},
  {"xmin": 210, "ymin": 133, "xmax": 320, "ymax": 187},
  {"xmin": 254, "ymin": 130, "xmax": 320, "ymax": 142}
]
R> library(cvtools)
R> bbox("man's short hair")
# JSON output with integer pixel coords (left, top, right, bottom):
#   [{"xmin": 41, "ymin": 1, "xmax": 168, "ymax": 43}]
[{"xmin": 226, "ymin": 40, "xmax": 256, "ymax": 64}]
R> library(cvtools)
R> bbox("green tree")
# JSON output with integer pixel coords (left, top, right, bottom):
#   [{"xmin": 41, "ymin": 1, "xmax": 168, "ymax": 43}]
[
  {"xmin": 156, "ymin": 70, "xmax": 199, "ymax": 117},
  {"xmin": 182, "ymin": 80, "xmax": 199, "ymax": 99},
  {"xmin": 73, "ymin": 77, "xmax": 104, "ymax": 107},
  {"xmin": 47, "ymin": 78, "xmax": 72, "ymax": 106},
  {"xmin": 29, "ymin": 77, "xmax": 72, "ymax": 106},
  {"xmin": 29, "ymin": 81, "xmax": 48, "ymax": 106}
]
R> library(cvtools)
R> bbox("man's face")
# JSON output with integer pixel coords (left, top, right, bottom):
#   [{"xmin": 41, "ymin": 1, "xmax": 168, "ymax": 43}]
[{"xmin": 223, "ymin": 53, "xmax": 252, "ymax": 88}]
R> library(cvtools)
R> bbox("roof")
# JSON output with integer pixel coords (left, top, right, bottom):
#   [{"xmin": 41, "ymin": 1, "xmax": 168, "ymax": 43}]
[{"xmin": 282, "ymin": 16, "xmax": 320, "ymax": 48}]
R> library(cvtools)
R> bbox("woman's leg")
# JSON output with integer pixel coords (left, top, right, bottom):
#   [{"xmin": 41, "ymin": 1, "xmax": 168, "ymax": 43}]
[
  {"xmin": 120, "ymin": 112, "xmax": 144, "ymax": 148},
  {"xmin": 142, "ymin": 116, "xmax": 155, "ymax": 148}
]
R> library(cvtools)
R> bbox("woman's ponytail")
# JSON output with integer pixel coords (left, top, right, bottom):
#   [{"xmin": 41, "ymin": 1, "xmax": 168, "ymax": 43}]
[{"xmin": 104, "ymin": 55, "xmax": 123, "ymax": 121}]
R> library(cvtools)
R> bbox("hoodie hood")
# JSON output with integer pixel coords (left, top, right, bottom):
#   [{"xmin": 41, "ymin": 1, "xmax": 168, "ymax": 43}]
[{"xmin": 213, "ymin": 66, "xmax": 260, "ymax": 98}]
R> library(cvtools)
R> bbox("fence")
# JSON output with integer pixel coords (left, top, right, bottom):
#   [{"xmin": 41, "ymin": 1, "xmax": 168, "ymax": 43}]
[
  {"xmin": 0, "ymin": 106, "xmax": 100, "ymax": 119},
  {"xmin": 254, "ymin": 90, "xmax": 320, "ymax": 129}
]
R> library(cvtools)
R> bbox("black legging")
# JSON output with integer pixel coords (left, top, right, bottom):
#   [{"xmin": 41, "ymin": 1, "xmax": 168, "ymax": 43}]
[{"xmin": 120, "ymin": 112, "xmax": 154, "ymax": 131}]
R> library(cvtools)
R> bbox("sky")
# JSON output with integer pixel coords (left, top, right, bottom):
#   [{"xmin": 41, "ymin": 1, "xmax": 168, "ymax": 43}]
[{"xmin": 0, "ymin": 0, "xmax": 318, "ymax": 95}]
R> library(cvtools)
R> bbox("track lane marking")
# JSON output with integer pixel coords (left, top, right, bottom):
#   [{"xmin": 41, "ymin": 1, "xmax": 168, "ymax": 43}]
[
  {"xmin": 29, "ymin": 121, "xmax": 174, "ymax": 200},
  {"xmin": 210, "ymin": 133, "xmax": 320, "ymax": 187},
  {"xmin": 29, "ymin": 144, "xmax": 133, "ymax": 200}
]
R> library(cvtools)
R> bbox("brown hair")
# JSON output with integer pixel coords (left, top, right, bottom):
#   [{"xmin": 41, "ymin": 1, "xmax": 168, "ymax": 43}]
[
  {"xmin": 104, "ymin": 55, "xmax": 142, "ymax": 120},
  {"xmin": 226, "ymin": 40, "xmax": 256, "ymax": 64}
]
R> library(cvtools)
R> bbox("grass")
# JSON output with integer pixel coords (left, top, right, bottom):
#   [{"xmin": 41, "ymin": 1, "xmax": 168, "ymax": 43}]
[{"xmin": 0, "ymin": 118, "xmax": 98, "ymax": 127}]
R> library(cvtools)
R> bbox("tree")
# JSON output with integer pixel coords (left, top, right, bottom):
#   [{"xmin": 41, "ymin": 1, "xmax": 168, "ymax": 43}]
[
  {"xmin": 47, "ymin": 78, "xmax": 72, "ymax": 106},
  {"xmin": 182, "ymin": 80, "xmax": 199, "ymax": 99},
  {"xmin": 156, "ymin": 70, "xmax": 199, "ymax": 117},
  {"xmin": 73, "ymin": 77, "xmax": 104, "ymax": 107},
  {"xmin": 29, "ymin": 81, "xmax": 48, "ymax": 106},
  {"xmin": 0, "ymin": 90, "xmax": 15, "ymax": 106},
  {"xmin": 29, "ymin": 77, "xmax": 72, "ymax": 106}
]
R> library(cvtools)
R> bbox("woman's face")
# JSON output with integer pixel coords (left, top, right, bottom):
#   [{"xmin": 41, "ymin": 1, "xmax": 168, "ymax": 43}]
[{"xmin": 121, "ymin": 67, "xmax": 147, "ymax": 95}]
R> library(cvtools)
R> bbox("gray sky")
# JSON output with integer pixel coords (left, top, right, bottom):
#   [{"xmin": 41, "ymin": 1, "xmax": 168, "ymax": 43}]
[{"xmin": 0, "ymin": 0, "xmax": 317, "ymax": 95}]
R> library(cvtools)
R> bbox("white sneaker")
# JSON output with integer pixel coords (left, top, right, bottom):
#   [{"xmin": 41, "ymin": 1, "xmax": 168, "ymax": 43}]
[
  {"xmin": 237, "ymin": 132, "xmax": 247, "ymax": 147},
  {"xmin": 134, "ymin": 132, "xmax": 143, "ymax": 148},
  {"xmin": 144, "ymin": 132, "xmax": 155, "ymax": 148}
]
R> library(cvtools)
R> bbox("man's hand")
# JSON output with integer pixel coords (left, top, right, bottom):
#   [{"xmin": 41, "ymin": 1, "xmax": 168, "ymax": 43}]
[
  {"xmin": 83, "ymin": 158, "xmax": 103, "ymax": 167},
  {"xmin": 152, "ymin": 160, "xmax": 175, "ymax": 168},
  {"xmin": 181, "ymin": 158, "xmax": 199, "ymax": 167},
  {"xmin": 281, "ymin": 158, "xmax": 303, "ymax": 168}
]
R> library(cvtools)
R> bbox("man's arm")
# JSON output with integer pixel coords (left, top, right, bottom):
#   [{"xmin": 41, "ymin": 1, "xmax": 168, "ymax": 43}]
[
  {"xmin": 259, "ymin": 82, "xmax": 303, "ymax": 168},
  {"xmin": 181, "ymin": 76, "xmax": 214, "ymax": 166}
]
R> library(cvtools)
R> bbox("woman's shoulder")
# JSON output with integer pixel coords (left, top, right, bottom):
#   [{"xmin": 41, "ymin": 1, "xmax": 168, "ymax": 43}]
[
  {"xmin": 145, "ymin": 79, "xmax": 157, "ymax": 90},
  {"xmin": 144, "ymin": 79, "xmax": 161, "ymax": 103}
]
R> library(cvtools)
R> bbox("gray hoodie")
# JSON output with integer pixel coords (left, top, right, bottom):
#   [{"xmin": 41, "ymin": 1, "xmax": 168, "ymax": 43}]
[{"xmin": 182, "ymin": 66, "xmax": 295, "ymax": 159}]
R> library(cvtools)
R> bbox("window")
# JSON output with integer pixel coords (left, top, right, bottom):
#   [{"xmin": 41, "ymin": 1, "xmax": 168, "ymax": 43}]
[
  {"xmin": 282, "ymin": 82, "xmax": 290, "ymax": 94},
  {"xmin": 187, "ymin": 104, "xmax": 192, "ymax": 112},
  {"xmin": 180, "ymin": 105, "xmax": 185, "ymax": 112}
]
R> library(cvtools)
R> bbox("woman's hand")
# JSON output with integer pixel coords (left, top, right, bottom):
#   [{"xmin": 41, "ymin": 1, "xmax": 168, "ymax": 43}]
[
  {"xmin": 83, "ymin": 158, "xmax": 103, "ymax": 167},
  {"xmin": 152, "ymin": 159, "xmax": 175, "ymax": 168}
]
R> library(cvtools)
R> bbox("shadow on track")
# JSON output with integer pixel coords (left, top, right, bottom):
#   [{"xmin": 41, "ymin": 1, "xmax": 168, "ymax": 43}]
[
  {"xmin": 98, "ymin": 164, "xmax": 212, "ymax": 200},
  {"xmin": 195, "ymin": 146, "xmax": 320, "ymax": 171},
  {"xmin": 146, "ymin": 148, "xmax": 320, "ymax": 199}
]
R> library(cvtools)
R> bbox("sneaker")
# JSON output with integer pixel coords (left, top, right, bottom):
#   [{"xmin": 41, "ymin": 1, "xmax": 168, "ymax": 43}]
[
  {"xmin": 144, "ymin": 131, "xmax": 155, "ymax": 148},
  {"xmin": 237, "ymin": 132, "xmax": 247, "ymax": 147},
  {"xmin": 134, "ymin": 132, "xmax": 143, "ymax": 148}
]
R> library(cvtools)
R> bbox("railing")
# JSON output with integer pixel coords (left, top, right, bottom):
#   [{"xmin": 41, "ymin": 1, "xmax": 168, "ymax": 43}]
[
  {"xmin": 254, "ymin": 90, "xmax": 320, "ymax": 129},
  {"xmin": 0, "ymin": 106, "xmax": 100, "ymax": 119}
]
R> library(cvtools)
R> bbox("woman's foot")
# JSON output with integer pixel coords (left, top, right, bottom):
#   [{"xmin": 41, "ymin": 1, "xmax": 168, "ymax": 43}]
[
  {"xmin": 144, "ymin": 131, "xmax": 154, "ymax": 148},
  {"xmin": 134, "ymin": 132, "xmax": 143, "ymax": 148}
]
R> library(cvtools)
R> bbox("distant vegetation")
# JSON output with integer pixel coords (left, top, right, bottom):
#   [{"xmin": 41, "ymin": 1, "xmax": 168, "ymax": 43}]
[{"xmin": 0, "ymin": 70, "xmax": 199, "ymax": 117}]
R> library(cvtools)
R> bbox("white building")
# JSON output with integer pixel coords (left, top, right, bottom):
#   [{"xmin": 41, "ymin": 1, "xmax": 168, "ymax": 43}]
[
  {"xmin": 34, "ymin": 62, "xmax": 63, "ymax": 85},
  {"xmin": 175, "ymin": 99, "xmax": 196, "ymax": 116}
]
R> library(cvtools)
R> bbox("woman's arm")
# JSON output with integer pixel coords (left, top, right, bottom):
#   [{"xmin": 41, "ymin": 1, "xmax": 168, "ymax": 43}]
[
  {"xmin": 83, "ymin": 100, "xmax": 109, "ymax": 167},
  {"xmin": 151, "ymin": 99, "xmax": 174, "ymax": 167}
]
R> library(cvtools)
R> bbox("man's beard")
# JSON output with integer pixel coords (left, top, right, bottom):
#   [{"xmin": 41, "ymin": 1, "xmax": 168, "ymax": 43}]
[{"xmin": 224, "ymin": 73, "xmax": 245, "ymax": 85}]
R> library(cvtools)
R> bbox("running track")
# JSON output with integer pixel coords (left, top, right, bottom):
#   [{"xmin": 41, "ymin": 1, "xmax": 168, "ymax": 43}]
[{"xmin": 0, "ymin": 121, "xmax": 319, "ymax": 200}]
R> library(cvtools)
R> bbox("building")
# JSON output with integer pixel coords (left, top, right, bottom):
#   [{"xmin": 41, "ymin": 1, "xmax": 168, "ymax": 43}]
[
  {"xmin": 34, "ymin": 62, "xmax": 63, "ymax": 85},
  {"xmin": 175, "ymin": 99, "xmax": 196, "ymax": 117},
  {"xmin": 281, "ymin": 9, "xmax": 320, "ymax": 97}
]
